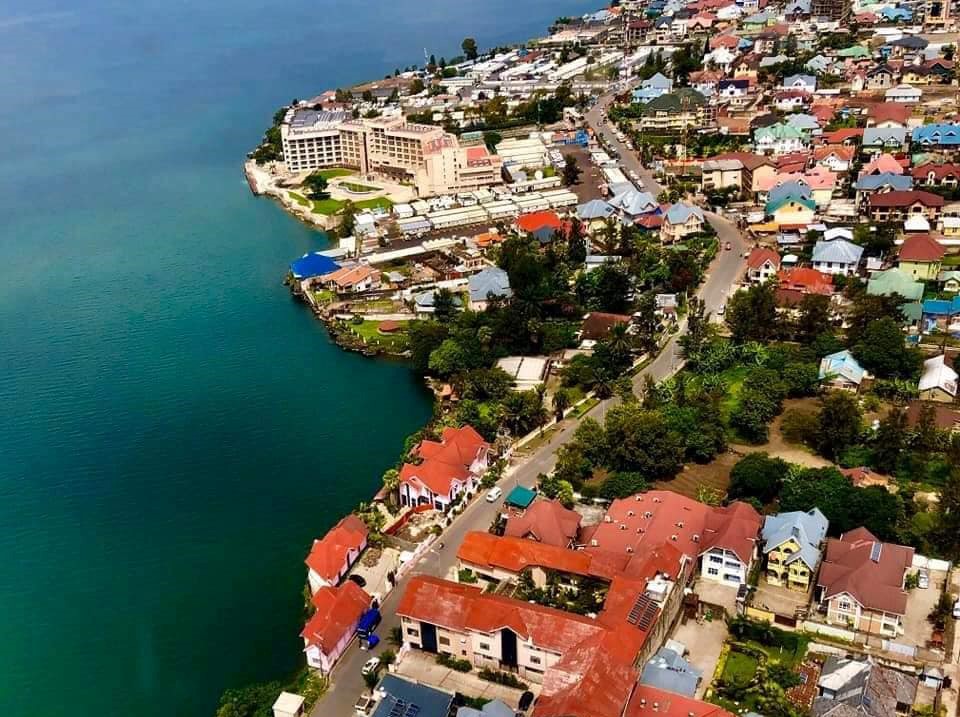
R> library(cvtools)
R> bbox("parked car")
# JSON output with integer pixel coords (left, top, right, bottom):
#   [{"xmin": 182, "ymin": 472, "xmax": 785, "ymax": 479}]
[
  {"xmin": 355, "ymin": 694, "xmax": 377, "ymax": 715},
  {"xmin": 519, "ymin": 691, "xmax": 536, "ymax": 712},
  {"xmin": 486, "ymin": 486, "xmax": 503, "ymax": 502},
  {"xmin": 918, "ymin": 569, "xmax": 930, "ymax": 589},
  {"xmin": 361, "ymin": 657, "xmax": 381, "ymax": 676},
  {"xmin": 349, "ymin": 574, "xmax": 367, "ymax": 588},
  {"xmin": 717, "ymin": 303, "xmax": 726, "ymax": 316}
]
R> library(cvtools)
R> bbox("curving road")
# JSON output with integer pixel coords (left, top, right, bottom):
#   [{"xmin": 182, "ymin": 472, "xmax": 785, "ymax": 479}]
[{"xmin": 310, "ymin": 91, "xmax": 750, "ymax": 717}]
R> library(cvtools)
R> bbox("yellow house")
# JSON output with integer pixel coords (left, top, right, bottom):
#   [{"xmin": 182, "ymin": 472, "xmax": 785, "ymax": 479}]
[
  {"xmin": 767, "ymin": 196, "xmax": 817, "ymax": 227},
  {"xmin": 762, "ymin": 509, "xmax": 829, "ymax": 592},
  {"xmin": 898, "ymin": 233, "xmax": 945, "ymax": 282}
]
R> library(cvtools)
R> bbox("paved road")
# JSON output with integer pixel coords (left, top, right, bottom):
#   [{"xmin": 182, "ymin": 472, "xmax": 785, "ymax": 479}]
[{"xmin": 310, "ymin": 90, "xmax": 750, "ymax": 717}]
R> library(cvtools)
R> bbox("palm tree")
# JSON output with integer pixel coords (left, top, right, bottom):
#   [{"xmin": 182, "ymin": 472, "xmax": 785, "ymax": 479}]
[{"xmin": 607, "ymin": 321, "xmax": 635, "ymax": 357}]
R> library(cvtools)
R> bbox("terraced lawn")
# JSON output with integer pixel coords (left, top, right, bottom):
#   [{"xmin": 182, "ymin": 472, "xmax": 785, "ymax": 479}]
[{"xmin": 722, "ymin": 650, "xmax": 759, "ymax": 686}]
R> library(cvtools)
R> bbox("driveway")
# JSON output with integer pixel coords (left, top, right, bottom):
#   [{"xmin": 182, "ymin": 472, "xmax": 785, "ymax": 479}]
[
  {"xmin": 671, "ymin": 616, "xmax": 730, "ymax": 696},
  {"xmin": 902, "ymin": 569, "xmax": 949, "ymax": 648},
  {"xmin": 393, "ymin": 651, "xmax": 532, "ymax": 707}
]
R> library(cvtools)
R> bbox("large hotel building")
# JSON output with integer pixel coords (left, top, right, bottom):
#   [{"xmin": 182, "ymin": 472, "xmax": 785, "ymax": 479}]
[{"xmin": 280, "ymin": 109, "xmax": 503, "ymax": 197}]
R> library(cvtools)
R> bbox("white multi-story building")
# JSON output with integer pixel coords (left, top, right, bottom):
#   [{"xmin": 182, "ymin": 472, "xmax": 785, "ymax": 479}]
[{"xmin": 280, "ymin": 109, "xmax": 502, "ymax": 197}]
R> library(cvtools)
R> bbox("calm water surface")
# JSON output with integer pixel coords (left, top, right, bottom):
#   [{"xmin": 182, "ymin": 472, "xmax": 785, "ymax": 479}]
[{"xmin": 0, "ymin": 0, "xmax": 595, "ymax": 714}]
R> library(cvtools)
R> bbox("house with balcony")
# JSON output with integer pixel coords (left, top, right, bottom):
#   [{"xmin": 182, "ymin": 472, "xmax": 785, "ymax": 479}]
[
  {"xmin": 762, "ymin": 509, "xmax": 829, "ymax": 592},
  {"xmin": 812, "ymin": 237, "xmax": 863, "ymax": 276},
  {"xmin": 300, "ymin": 580, "xmax": 371, "ymax": 673},
  {"xmin": 305, "ymin": 514, "xmax": 369, "ymax": 593},
  {"xmin": 661, "ymin": 203, "xmax": 705, "ymax": 243},
  {"xmin": 815, "ymin": 528, "xmax": 913, "ymax": 637},
  {"xmin": 398, "ymin": 425, "xmax": 489, "ymax": 511},
  {"xmin": 746, "ymin": 247, "xmax": 780, "ymax": 283}
]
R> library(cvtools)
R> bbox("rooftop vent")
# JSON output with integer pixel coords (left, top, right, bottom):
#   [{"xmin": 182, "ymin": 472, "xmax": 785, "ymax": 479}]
[
  {"xmin": 591, "ymin": 539, "xmax": 598, "ymax": 547},
  {"xmin": 628, "ymin": 510, "xmax": 635, "ymax": 517},
  {"xmin": 692, "ymin": 534, "xmax": 700, "ymax": 543},
  {"xmin": 644, "ymin": 511, "xmax": 653, "ymax": 518},
  {"xmin": 676, "ymin": 521, "xmax": 684, "ymax": 528},
  {"xmin": 620, "ymin": 524, "xmax": 628, "ymax": 531},
  {"xmin": 653, "ymin": 496, "xmax": 662, "ymax": 503},
  {"xmin": 671, "ymin": 534, "xmax": 678, "ymax": 541},
  {"xmin": 627, "ymin": 546, "xmax": 634, "ymax": 553},
  {"xmin": 605, "ymin": 515, "xmax": 613, "ymax": 523}
]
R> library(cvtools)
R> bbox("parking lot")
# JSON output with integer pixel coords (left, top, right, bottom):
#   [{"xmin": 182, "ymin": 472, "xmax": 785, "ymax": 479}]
[
  {"xmin": 394, "ymin": 650, "xmax": 533, "ymax": 707},
  {"xmin": 751, "ymin": 581, "xmax": 812, "ymax": 621},
  {"xmin": 670, "ymin": 615, "xmax": 729, "ymax": 696},
  {"xmin": 902, "ymin": 567, "xmax": 949, "ymax": 648}
]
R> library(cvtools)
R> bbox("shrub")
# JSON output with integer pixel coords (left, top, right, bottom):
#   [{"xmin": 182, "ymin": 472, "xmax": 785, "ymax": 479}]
[
  {"xmin": 458, "ymin": 568, "xmax": 478, "ymax": 584},
  {"xmin": 478, "ymin": 669, "xmax": 528, "ymax": 690},
  {"xmin": 768, "ymin": 663, "xmax": 801, "ymax": 689},
  {"xmin": 780, "ymin": 409, "xmax": 818, "ymax": 446},
  {"xmin": 728, "ymin": 453, "xmax": 788, "ymax": 505},
  {"xmin": 437, "ymin": 654, "xmax": 472, "ymax": 672}
]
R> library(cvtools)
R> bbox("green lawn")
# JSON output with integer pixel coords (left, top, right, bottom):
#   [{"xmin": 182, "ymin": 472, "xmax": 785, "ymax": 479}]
[
  {"xmin": 722, "ymin": 650, "xmax": 759, "ymax": 686},
  {"xmin": 349, "ymin": 320, "xmax": 409, "ymax": 351},
  {"xmin": 718, "ymin": 365, "xmax": 751, "ymax": 422},
  {"xmin": 315, "ymin": 168, "xmax": 354, "ymax": 180},
  {"xmin": 942, "ymin": 254, "xmax": 960, "ymax": 267},
  {"xmin": 289, "ymin": 192, "xmax": 310, "ymax": 207},
  {"xmin": 312, "ymin": 198, "xmax": 345, "ymax": 215},
  {"xmin": 355, "ymin": 197, "xmax": 394, "ymax": 211},
  {"xmin": 571, "ymin": 397, "xmax": 600, "ymax": 418},
  {"xmin": 313, "ymin": 289, "xmax": 336, "ymax": 304}
]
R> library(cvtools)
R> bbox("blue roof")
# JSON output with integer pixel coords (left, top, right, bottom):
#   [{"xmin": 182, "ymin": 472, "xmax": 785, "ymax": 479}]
[
  {"xmin": 664, "ymin": 202, "xmax": 704, "ymax": 225},
  {"xmin": 923, "ymin": 297, "xmax": 960, "ymax": 316},
  {"xmin": 854, "ymin": 173, "xmax": 913, "ymax": 192},
  {"xmin": 762, "ymin": 509, "xmax": 828, "ymax": 570},
  {"xmin": 812, "ymin": 238, "xmax": 863, "ymax": 266},
  {"xmin": 506, "ymin": 485, "xmax": 537, "ymax": 508},
  {"xmin": 290, "ymin": 252, "xmax": 340, "ymax": 279},
  {"xmin": 468, "ymin": 267, "xmax": 512, "ymax": 302},
  {"xmin": 372, "ymin": 676, "xmax": 454, "ymax": 717},
  {"xmin": 912, "ymin": 123, "xmax": 960, "ymax": 147},
  {"xmin": 578, "ymin": 199, "xmax": 616, "ymax": 220},
  {"xmin": 819, "ymin": 350, "xmax": 865, "ymax": 384},
  {"xmin": 640, "ymin": 648, "xmax": 702, "ymax": 696}
]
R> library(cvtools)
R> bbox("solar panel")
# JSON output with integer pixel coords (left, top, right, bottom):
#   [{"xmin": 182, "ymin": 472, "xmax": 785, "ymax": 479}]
[
  {"xmin": 870, "ymin": 542, "xmax": 882, "ymax": 562},
  {"xmin": 405, "ymin": 706, "xmax": 421, "ymax": 717},
  {"xmin": 627, "ymin": 593, "xmax": 658, "ymax": 631},
  {"xmin": 389, "ymin": 699, "xmax": 408, "ymax": 717}
]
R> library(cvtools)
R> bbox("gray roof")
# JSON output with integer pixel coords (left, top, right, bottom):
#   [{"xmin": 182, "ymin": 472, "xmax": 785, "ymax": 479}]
[
  {"xmin": 468, "ymin": 267, "xmax": 512, "ymax": 303},
  {"xmin": 784, "ymin": 73, "xmax": 816, "ymax": 87},
  {"xmin": 578, "ymin": 199, "xmax": 616, "ymax": 220},
  {"xmin": 862, "ymin": 127, "xmax": 908, "ymax": 147},
  {"xmin": 854, "ymin": 173, "xmax": 913, "ymax": 192},
  {"xmin": 640, "ymin": 647, "xmax": 702, "ymax": 697},
  {"xmin": 414, "ymin": 290, "xmax": 463, "ymax": 308},
  {"xmin": 769, "ymin": 180, "xmax": 812, "ymax": 205},
  {"xmin": 457, "ymin": 699, "xmax": 515, "ymax": 717},
  {"xmin": 762, "ymin": 508, "xmax": 828, "ymax": 569},
  {"xmin": 814, "ymin": 658, "xmax": 918, "ymax": 717},
  {"xmin": 373, "ymin": 675, "xmax": 455, "ymax": 717},
  {"xmin": 610, "ymin": 188, "xmax": 658, "ymax": 216},
  {"xmin": 806, "ymin": 55, "xmax": 831, "ymax": 72},
  {"xmin": 812, "ymin": 238, "xmax": 864, "ymax": 266},
  {"xmin": 760, "ymin": 54, "xmax": 790, "ymax": 67},
  {"xmin": 643, "ymin": 72, "xmax": 674, "ymax": 90},
  {"xmin": 786, "ymin": 113, "xmax": 820, "ymax": 131},
  {"xmin": 665, "ymin": 202, "xmax": 704, "ymax": 225}
]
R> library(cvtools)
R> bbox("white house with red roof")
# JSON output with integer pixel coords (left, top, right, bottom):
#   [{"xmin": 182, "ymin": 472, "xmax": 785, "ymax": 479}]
[
  {"xmin": 746, "ymin": 247, "xmax": 780, "ymax": 283},
  {"xmin": 399, "ymin": 425, "xmax": 489, "ymax": 511},
  {"xmin": 301, "ymin": 580, "xmax": 371, "ymax": 673},
  {"xmin": 304, "ymin": 514, "xmax": 368, "ymax": 593}
]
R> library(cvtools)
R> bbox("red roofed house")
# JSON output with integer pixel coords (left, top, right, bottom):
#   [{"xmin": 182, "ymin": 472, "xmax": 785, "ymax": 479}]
[
  {"xmin": 504, "ymin": 499, "xmax": 582, "ymax": 548},
  {"xmin": 517, "ymin": 210, "xmax": 562, "ymax": 234},
  {"xmin": 399, "ymin": 425, "xmax": 489, "ymax": 511},
  {"xmin": 868, "ymin": 190, "xmax": 945, "ymax": 223},
  {"xmin": 625, "ymin": 686, "xmax": 734, "ymax": 717},
  {"xmin": 816, "ymin": 527, "xmax": 914, "ymax": 637},
  {"xmin": 898, "ymin": 233, "xmax": 945, "ymax": 281},
  {"xmin": 777, "ymin": 267, "xmax": 835, "ymax": 296},
  {"xmin": 301, "ymin": 580, "xmax": 371, "ymax": 672},
  {"xmin": 746, "ymin": 247, "xmax": 781, "ymax": 283},
  {"xmin": 321, "ymin": 264, "xmax": 382, "ymax": 293},
  {"xmin": 305, "ymin": 514, "xmax": 369, "ymax": 592},
  {"xmin": 912, "ymin": 162, "xmax": 960, "ymax": 188}
]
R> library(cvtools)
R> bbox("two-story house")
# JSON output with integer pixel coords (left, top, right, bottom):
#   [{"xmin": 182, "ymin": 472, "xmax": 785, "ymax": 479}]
[
  {"xmin": 661, "ymin": 203, "xmax": 705, "ymax": 243},
  {"xmin": 816, "ymin": 528, "xmax": 914, "ymax": 637},
  {"xmin": 305, "ymin": 514, "xmax": 369, "ymax": 593},
  {"xmin": 398, "ymin": 425, "xmax": 489, "ymax": 510},
  {"xmin": 746, "ymin": 247, "xmax": 781, "ymax": 283},
  {"xmin": 898, "ymin": 233, "xmax": 945, "ymax": 281}
]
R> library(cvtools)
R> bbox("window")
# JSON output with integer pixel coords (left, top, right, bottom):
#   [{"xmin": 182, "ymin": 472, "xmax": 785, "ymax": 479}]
[
  {"xmin": 710, "ymin": 555, "xmax": 723, "ymax": 564},
  {"xmin": 708, "ymin": 567, "xmax": 720, "ymax": 576},
  {"xmin": 407, "ymin": 628, "xmax": 420, "ymax": 637},
  {"xmin": 838, "ymin": 599, "xmax": 851, "ymax": 612},
  {"xmin": 479, "ymin": 642, "xmax": 491, "ymax": 651},
  {"xmin": 529, "ymin": 655, "xmax": 541, "ymax": 665},
  {"xmin": 439, "ymin": 637, "xmax": 450, "ymax": 646}
]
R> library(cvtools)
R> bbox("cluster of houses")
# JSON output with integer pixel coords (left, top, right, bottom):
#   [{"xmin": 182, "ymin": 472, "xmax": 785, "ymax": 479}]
[{"xmin": 387, "ymin": 484, "xmax": 926, "ymax": 717}]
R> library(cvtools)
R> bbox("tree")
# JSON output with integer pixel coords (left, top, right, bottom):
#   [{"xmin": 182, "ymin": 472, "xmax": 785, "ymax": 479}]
[
  {"xmin": 816, "ymin": 392, "xmax": 863, "ymax": 460},
  {"xmin": 461, "ymin": 37, "xmax": 479, "ymax": 60},
  {"xmin": 796, "ymin": 294, "xmax": 831, "ymax": 344},
  {"xmin": 845, "ymin": 293, "xmax": 905, "ymax": 346},
  {"xmin": 552, "ymin": 387, "xmax": 572, "ymax": 422},
  {"xmin": 853, "ymin": 318, "xmax": 921, "ymax": 379},
  {"xmin": 409, "ymin": 78, "xmax": 426, "ymax": 95},
  {"xmin": 303, "ymin": 172, "xmax": 329, "ymax": 200},
  {"xmin": 633, "ymin": 291, "xmax": 660, "ymax": 354},
  {"xmin": 603, "ymin": 404, "xmax": 684, "ymax": 480},
  {"xmin": 407, "ymin": 320, "xmax": 448, "ymax": 371},
  {"xmin": 562, "ymin": 155, "xmax": 582, "ymax": 186},
  {"xmin": 679, "ymin": 297, "xmax": 713, "ymax": 362},
  {"xmin": 566, "ymin": 218, "xmax": 587, "ymax": 265},
  {"xmin": 600, "ymin": 471, "xmax": 650, "ymax": 499},
  {"xmin": 428, "ymin": 338, "xmax": 467, "ymax": 377},
  {"xmin": 725, "ymin": 282, "xmax": 779, "ymax": 343},
  {"xmin": 873, "ymin": 406, "xmax": 908, "ymax": 474},
  {"xmin": 728, "ymin": 453, "xmax": 788, "ymax": 504},
  {"xmin": 432, "ymin": 288, "xmax": 458, "ymax": 323},
  {"xmin": 338, "ymin": 200, "xmax": 358, "ymax": 238}
]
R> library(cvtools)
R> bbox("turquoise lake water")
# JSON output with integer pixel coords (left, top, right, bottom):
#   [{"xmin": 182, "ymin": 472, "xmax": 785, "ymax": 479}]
[{"xmin": 0, "ymin": 1, "xmax": 595, "ymax": 715}]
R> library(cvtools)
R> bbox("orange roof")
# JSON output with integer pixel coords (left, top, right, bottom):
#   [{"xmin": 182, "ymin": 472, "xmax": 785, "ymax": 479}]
[
  {"xmin": 301, "ymin": 581, "xmax": 370, "ymax": 652},
  {"xmin": 324, "ymin": 264, "xmax": 379, "ymax": 288},
  {"xmin": 399, "ymin": 425, "xmax": 488, "ymax": 497},
  {"xmin": 777, "ymin": 267, "xmax": 834, "ymax": 295},
  {"xmin": 474, "ymin": 231, "xmax": 503, "ymax": 247},
  {"xmin": 504, "ymin": 499, "xmax": 582, "ymax": 547},
  {"xmin": 517, "ymin": 210, "xmax": 562, "ymax": 233},
  {"xmin": 305, "ymin": 514, "xmax": 368, "ymax": 583},
  {"xmin": 747, "ymin": 247, "xmax": 780, "ymax": 270},
  {"xmin": 814, "ymin": 145, "xmax": 855, "ymax": 163},
  {"xmin": 466, "ymin": 146, "xmax": 490, "ymax": 162},
  {"xmin": 625, "ymin": 687, "xmax": 735, "ymax": 717},
  {"xmin": 458, "ymin": 531, "xmax": 600, "ymax": 577},
  {"xmin": 899, "ymin": 233, "xmax": 945, "ymax": 262}
]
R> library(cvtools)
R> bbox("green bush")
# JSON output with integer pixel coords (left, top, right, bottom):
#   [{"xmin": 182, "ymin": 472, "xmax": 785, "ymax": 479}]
[
  {"xmin": 780, "ymin": 409, "xmax": 818, "ymax": 446},
  {"xmin": 458, "ymin": 568, "xmax": 478, "ymax": 584},
  {"xmin": 478, "ymin": 669, "xmax": 528, "ymax": 690},
  {"xmin": 437, "ymin": 654, "xmax": 472, "ymax": 672}
]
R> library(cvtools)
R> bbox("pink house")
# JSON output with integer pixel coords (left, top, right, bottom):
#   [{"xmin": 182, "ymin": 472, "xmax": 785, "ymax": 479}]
[
  {"xmin": 305, "ymin": 514, "xmax": 369, "ymax": 593},
  {"xmin": 301, "ymin": 580, "xmax": 371, "ymax": 673},
  {"xmin": 399, "ymin": 425, "xmax": 489, "ymax": 511}
]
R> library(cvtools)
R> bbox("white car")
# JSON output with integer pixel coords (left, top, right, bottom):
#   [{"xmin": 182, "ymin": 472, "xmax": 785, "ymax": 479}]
[
  {"xmin": 918, "ymin": 569, "xmax": 930, "ymax": 589},
  {"xmin": 717, "ymin": 303, "xmax": 726, "ymax": 316},
  {"xmin": 953, "ymin": 599, "xmax": 960, "ymax": 619},
  {"xmin": 486, "ymin": 486, "xmax": 503, "ymax": 502},
  {"xmin": 361, "ymin": 657, "xmax": 381, "ymax": 676}
]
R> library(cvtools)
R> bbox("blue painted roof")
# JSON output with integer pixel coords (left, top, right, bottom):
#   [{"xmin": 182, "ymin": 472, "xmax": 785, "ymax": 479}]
[
  {"xmin": 819, "ymin": 350, "xmax": 865, "ymax": 384},
  {"xmin": 762, "ymin": 509, "xmax": 828, "ymax": 570},
  {"xmin": 290, "ymin": 252, "xmax": 340, "ymax": 279},
  {"xmin": 664, "ymin": 202, "xmax": 704, "ymax": 224},
  {"xmin": 468, "ymin": 267, "xmax": 512, "ymax": 302},
  {"xmin": 372, "ymin": 676, "xmax": 454, "ymax": 717},
  {"xmin": 640, "ymin": 648, "xmax": 702, "ymax": 696},
  {"xmin": 854, "ymin": 173, "xmax": 913, "ymax": 192},
  {"xmin": 913, "ymin": 123, "xmax": 960, "ymax": 147},
  {"xmin": 923, "ymin": 296, "xmax": 960, "ymax": 316},
  {"xmin": 506, "ymin": 485, "xmax": 537, "ymax": 508}
]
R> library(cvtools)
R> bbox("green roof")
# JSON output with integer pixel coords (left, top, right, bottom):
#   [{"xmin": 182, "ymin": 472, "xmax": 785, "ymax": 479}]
[
  {"xmin": 867, "ymin": 268, "xmax": 925, "ymax": 301},
  {"xmin": 641, "ymin": 88, "xmax": 706, "ymax": 114},
  {"xmin": 837, "ymin": 45, "xmax": 870, "ymax": 58},
  {"xmin": 900, "ymin": 301, "xmax": 923, "ymax": 323},
  {"xmin": 505, "ymin": 485, "xmax": 537, "ymax": 508}
]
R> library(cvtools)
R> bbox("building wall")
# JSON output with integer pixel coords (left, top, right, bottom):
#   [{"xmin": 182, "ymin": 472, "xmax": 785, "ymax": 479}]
[
  {"xmin": 701, "ymin": 547, "xmax": 749, "ymax": 584},
  {"xmin": 765, "ymin": 538, "xmax": 814, "ymax": 590},
  {"xmin": 304, "ymin": 625, "xmax": 354, "ymax": 674},
  {"xmin": 900, "ymin": 259, "xmax": 941, "ymax": 282},
  {"xmin": 825, "ymin": 593, "xmax": 903, "ymax": 636},
  {"xmin": 307, "ymin": 541, "xmax": 365, "ymax": 593}
]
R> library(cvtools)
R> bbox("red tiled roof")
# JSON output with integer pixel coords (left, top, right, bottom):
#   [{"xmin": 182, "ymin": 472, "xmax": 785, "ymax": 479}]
[
  {"xmin": 399, "ymin": 425, "xmax": 488, "ymax": 497},
  {"xmin": 636, "ymin": 214, "xmax": 664, "ymax": 229},
  {"xmin": 912, "ymin": 163, "xmax": 960, "ymax": 181},
  {"xmin": 777, "ymin": 267, "xmax": 835, "ymax": 296},
  {"xmin": 868, "ymin": 103, "xmax": 910, "ymax": 125},
  {"xmin": 861, "ymin": 153, "xmax": 907, "ymax": 176},
  {"xmin": 517, "ymin": 210, "xmax": 562, "ymax": 233},
  {"xmin": 820, "ymin": 128, "xmax": 863, "ymax": 144},
  {"xmin": 625, "ymin": 687, "xmax": 735, "ymax": 717},
  {"xmin": 840, "ymin": 466, "xmax": 891, "ymax": 488},
  {"xmin": 711, "ymin": 151, "xmax": 773, "ymax": 171},
  {"xmin": 458, "ymin": 530, "xmax": 599, "ymax": 577},
  {"xmin": 305, "ymin": 514, "xmax": 368, "ymax": 583},
  {"xmin": 301, "ymin": 580, "xmax": 370, "ymax": 652},
  {"xmin": 869, "ymin": 190, "xmax": 945, "ymax": 209},
  {"xmin": 899, "ymin": 233, "xmax": 945, "ymax": 262},
  {"xmin": 814, "ymin": 145, "xmax": 855, "ymax": 163},
  {"xmin": 504, "ymin": 499, "xmax": 582, "ymax": 547},
  {"xmin": 818, "ymin": 528, "xmax": 914, "ymax": 616},
  {"xmin": 747, "ymin": 247, "xmax": 780, "ymax": 270},
  {"xmin": 580, "ymin": 312, "xmax": 632, "ymax": 341}
]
